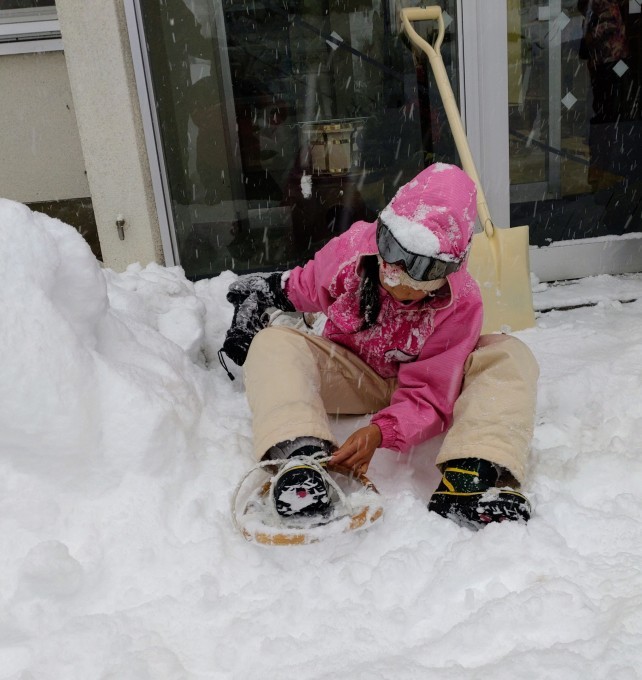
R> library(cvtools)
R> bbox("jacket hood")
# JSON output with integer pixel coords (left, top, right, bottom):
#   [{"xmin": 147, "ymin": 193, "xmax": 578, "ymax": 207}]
[{"xmin": 379, "ymin": 163, "xmax": 477, "ymax": 262}]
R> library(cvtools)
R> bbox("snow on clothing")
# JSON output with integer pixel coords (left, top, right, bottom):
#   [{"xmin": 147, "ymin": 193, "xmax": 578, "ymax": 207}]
[
  {"xmin": 379, "ymin": 161, "xmax": 477, "ymax": 261},
  {"xmin": 284, "ymin": 218, "xmax": 483, "ymax": 453}
]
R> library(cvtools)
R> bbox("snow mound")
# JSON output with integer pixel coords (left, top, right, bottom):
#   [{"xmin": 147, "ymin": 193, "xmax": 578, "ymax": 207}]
[
  {"xmin": 1, "ymin": 198, "xmax": 642, "ymax": 679},
  {"xmin": 0, "ymin": 199, "xmax": 213, "ymax": 475}
]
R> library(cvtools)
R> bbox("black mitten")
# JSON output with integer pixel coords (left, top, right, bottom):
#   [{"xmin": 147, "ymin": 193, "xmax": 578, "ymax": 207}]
[
  {"xmin": 226, "ymin": 271, "xmax": 294, "ymax": 313},
  {"xmin": 219, "ymin": 272, "xmax": 295, "ymax": 376},
  {"xmin": 219, "ymin": 293, "xmax": 266, "ymax": 367}
]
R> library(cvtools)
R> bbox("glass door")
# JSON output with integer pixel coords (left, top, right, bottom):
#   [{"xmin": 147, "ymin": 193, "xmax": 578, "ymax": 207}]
[
  {"xmin": 505, "ymin": 0, "xmax": 642, "ymax": 279},
  {"xmin": 130, "ymin": 0, "xmax": 463, "ymax": 279}
]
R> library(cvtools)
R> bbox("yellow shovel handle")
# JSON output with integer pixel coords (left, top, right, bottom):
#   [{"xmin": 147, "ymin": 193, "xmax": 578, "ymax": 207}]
[
  {"xmin": 401, "ymin": 7, "xmax": 445, "ymax": 51},
  {"xmin": 401, "ymin": 6, "xmax": 495, "ymax": 238}
]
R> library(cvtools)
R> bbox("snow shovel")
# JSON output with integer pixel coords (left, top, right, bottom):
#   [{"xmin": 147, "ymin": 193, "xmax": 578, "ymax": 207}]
[{"xmin": 401, "ymin": 7, "xmax": 535, "ymax": 334}]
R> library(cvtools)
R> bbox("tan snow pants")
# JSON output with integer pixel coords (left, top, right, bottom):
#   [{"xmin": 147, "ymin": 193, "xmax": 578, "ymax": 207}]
[{"xmin": 244, "ymin": 327, "xmax": 539, "ymax": 483}]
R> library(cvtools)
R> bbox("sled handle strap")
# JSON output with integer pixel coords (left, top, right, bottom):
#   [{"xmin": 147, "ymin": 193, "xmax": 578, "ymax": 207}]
[{"xmin": 401, "ymin": 7, "xmax": 495, "ymax": 239}]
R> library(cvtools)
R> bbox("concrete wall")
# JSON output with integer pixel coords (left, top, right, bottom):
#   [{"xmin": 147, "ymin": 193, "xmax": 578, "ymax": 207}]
[
  {"xmin": 0, "ymin": 51, "xmax": 89, "ymax": 203},
  {"xmin": 56, "ymin": 0, "xmax": 164, "ymax": 271}
]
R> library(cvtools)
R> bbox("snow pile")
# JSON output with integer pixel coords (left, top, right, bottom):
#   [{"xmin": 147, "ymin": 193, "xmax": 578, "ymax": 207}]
[{"xmin": 1, "ymin": 198, "xmax": 642, "ymax": 679}]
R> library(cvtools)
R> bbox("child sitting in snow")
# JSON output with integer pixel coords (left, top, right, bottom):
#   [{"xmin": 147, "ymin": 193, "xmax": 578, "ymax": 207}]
[{"xmin": 220, "ymin": 163, "xmax": 538, "ymax": 528}]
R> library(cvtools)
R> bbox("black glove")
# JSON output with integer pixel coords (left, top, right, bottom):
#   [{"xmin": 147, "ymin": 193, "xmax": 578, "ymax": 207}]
[
  {"xmin": 219, "ymin": 271, "xmax": 294, "ymax": 376},
  {"xmin": 220, "ymin": 292, "xmax": 266, "ymax": 367},
  {"xmin": 226, "ymin": 271, "xmax": 294, "ymax": 313}
]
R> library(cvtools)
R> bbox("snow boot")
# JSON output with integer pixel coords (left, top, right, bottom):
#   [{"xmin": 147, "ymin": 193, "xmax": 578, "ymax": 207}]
[
  {"xmin": 268, "ymin": 438, "xmax": 335, "ymax": 519},
  {"xmin": 428, "ymin": 457, "xmax": 531, "ymax": 529}
]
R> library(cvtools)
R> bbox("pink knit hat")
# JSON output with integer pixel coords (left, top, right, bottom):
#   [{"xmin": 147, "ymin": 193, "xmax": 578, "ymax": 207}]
[{"xmin": 379, "ymin": 163, "xmax": 477, "ymax": 262}]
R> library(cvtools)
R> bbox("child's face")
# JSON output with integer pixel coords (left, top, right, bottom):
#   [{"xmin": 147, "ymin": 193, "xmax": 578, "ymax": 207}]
[
  {"xmin": 378, "ymin": 261, "xmax": 445, "ymax": 303},
  {"xmin": 380, "ymin": 279, "xmax": 431, "ymax": 302}
]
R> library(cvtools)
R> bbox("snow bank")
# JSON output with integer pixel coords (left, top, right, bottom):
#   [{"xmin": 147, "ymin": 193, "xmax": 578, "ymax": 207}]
[{"xmin": 1, "ymin": 198, "xmax": 642, "ymax": 679}]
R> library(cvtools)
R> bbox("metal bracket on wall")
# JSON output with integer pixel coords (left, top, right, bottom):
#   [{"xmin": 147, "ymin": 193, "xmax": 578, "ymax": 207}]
[{"xmin": 116, "ymin": 215, "xmax": 125, "ymax": 241}]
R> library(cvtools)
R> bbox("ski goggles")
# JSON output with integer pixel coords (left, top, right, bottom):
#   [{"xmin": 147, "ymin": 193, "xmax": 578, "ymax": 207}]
[{"xmin": 376, "ymin": 219, "xmax": 466, "ymax": 282}]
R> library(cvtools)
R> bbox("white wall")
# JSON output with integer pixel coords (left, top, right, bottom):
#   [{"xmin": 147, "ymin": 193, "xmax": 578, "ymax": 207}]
[
  {"xmin": 0, "ymin": 50, "xmax": 89, "ymax": 203},
  {"xmin": 56, "ymin": 0, "xmax": 163, "ymax": 271}
]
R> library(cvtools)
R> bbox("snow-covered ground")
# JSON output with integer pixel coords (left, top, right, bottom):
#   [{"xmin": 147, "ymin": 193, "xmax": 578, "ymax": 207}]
[{"xmin": 2, "ymin": 198, "xmax": 642, "ymax": 680}]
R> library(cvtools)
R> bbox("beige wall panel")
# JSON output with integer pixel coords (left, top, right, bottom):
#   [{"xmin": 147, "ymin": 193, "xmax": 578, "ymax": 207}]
[
  {"xmin": 56, "ymin": 0, "xmax": 164, "ymax": 271},
  {"xmin": 0, "ymin": 51, "xmax": 89, "ymax": 203}
]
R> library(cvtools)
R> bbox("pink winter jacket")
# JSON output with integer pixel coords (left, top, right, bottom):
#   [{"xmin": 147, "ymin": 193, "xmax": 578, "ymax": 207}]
[{"xmin": 285, "ymin": 219, "xmax": 484, "ymax": 453}]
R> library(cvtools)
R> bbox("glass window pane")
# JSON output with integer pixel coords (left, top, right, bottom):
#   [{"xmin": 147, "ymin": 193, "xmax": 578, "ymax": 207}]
[
  {"xmin": 507, "ymin": 0, "xmax": 642, "ymax": 245},
  {"xmin": 0, "ymin": 1, "xmax": 56, "ymax": 23},
  {"xmin": 141, "ymin": 0, "xmax": 460, "ymax": 279},
  {"xmin": 27, "ymin": 197, "xmax": 101, "ymax": 261}
]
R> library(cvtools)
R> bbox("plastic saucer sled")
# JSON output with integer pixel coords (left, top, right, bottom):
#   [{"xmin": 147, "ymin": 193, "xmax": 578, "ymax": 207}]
[{"xmin": 231, "ymin": 458, "xmax": 384, "ymax": 546}]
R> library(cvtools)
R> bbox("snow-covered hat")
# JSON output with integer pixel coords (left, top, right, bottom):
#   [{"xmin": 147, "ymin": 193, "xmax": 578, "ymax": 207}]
[{"xmin": 379, "ymin": 163, "xmax": 477, "ymax": 262}]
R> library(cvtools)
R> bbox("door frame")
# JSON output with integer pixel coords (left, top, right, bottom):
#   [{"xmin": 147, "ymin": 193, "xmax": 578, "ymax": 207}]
[
  {"xmin": 124, "ymin": 0, "xmax": 178, "ymax": 266},
  {"xmin": 459, "ymin": 0, "xmax": 512, "ymax": 230}
]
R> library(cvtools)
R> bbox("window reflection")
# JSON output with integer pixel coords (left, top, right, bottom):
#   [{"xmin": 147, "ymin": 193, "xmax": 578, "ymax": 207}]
[
  {"xmin": 0, "ymin": 0, "xmax": 55, "ymax": 16},
  {"xmin": 507, "ymin": 0, "xmax": 641, "ymax": 244},
  {"xmin": 141, "ymin": 0, "xmax": 459, "ymax": 279}
]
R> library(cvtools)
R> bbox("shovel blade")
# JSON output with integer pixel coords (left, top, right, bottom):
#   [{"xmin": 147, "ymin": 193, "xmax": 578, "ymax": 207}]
[{"xmin": 467, "ymin": 225, "xmax": 536, "ymax": 334}]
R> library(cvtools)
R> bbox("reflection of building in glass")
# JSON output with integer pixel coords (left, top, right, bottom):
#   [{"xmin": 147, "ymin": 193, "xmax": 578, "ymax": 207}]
[
  {"xmin": 579, "ymin": 0, "xmax": 640, "ymax": 191},
  {"xmin": 0, "ymin": 0, "xmax": 56, "ymax": 8},
  {"xmin": 143, "ymin": 0, "xmax": 212, "ymax": 205},
  {"xmin": 507, "ymin": 0, "xmax": 641, "ymax": 245},
  {"xmin": 140, "ymin": 0, "xmax": 461, "ymax": 279}
]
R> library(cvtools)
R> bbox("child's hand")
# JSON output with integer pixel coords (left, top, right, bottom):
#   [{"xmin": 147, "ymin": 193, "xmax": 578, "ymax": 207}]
[{"xmin": 330, "ymin": 424, "xmax": 382, "ymax": 475}]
